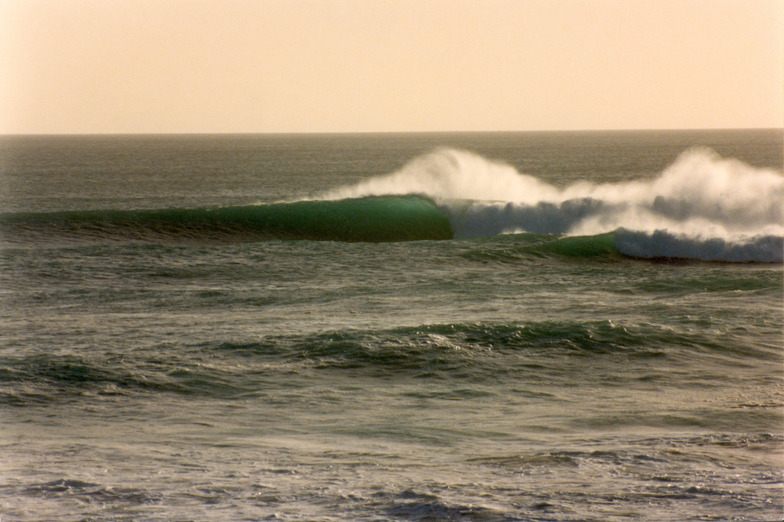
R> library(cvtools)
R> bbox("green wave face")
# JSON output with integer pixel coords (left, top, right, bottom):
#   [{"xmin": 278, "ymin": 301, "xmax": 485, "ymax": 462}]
[
  {"xmin": 527, "ymin": 233, "xmax": 620, "ymax": 259},
  {"xmin": 0, "ymin": 196, "xmax": 455, "ymax": 245},
  {"xmin": 238, "ymin": 196, "xmax": 455, "ymax": 242}
]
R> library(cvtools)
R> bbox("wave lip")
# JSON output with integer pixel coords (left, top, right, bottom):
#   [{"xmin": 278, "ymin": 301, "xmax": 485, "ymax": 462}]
[{"xmin": 614, "ymin": 229, "xmax": 784, "ymax": 263}]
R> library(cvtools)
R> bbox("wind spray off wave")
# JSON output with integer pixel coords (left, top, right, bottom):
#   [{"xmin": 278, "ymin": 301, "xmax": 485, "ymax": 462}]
[{"xmin": 325, "ymin": 148, "xmax": 784, "ymax": 262}]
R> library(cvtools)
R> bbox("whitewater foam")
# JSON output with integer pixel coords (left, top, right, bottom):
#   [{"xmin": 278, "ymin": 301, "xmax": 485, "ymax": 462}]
[
  {"xmin": 324, "ymin": 147, "xmax": 784, "ymax": 261},
  {"xmin": 614, "ymin": 229, "xmax": 783, "ymax": 263}
]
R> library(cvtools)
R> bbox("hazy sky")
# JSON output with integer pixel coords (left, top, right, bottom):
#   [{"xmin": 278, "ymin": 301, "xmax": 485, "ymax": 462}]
[{"xmin": 1, "ymin": 0, "xmax": 782, "ymax": 134}]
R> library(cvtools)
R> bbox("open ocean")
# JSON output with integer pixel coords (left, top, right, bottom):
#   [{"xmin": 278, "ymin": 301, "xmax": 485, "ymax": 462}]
[{"xmin": 0, "ymin": 130, "xmax": 782, "ymax": 521}]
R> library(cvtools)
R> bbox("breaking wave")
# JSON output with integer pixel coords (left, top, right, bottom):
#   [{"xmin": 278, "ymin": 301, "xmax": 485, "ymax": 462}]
[
  {"xmin": 1, "ymin": 147, "xmax": 780, "ymax": 262},
  {"xmin": 326, "ymin": 147, "xmax": 783, "ymax": 262}
]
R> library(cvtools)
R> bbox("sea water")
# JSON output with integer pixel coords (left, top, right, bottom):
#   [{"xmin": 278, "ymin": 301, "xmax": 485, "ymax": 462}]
[{"xmin": 0, "ymin": 130, "xmax": 782, "ymax": 521}]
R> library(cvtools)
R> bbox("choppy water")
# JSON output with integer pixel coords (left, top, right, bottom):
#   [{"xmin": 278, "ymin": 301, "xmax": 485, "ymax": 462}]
[{"xmin": 1, "ymin": 130, "xmax": 782, "ymax": 521}]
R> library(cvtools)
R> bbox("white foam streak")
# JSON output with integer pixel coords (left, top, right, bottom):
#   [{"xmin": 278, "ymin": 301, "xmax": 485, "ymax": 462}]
[{"xmin": 324, "ymin": 147, "xmax": 784, "ymax": 261}]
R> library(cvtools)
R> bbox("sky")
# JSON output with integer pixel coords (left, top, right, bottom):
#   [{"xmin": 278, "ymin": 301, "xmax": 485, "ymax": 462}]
[{"xmin": 1, "ymin": 0, "xmax": 782, "ymax": 134}]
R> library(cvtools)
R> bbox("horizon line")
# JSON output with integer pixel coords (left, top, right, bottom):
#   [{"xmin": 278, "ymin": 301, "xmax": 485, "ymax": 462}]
[{"xmin": 2, "ymin": 127, "xmax": 782, "ymax": 138}]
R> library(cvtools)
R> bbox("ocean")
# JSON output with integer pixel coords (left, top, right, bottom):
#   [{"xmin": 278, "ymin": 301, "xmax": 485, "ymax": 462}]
[{"xmin": 0, "ymin": 130, "xmax": 782, "ymax": 521}]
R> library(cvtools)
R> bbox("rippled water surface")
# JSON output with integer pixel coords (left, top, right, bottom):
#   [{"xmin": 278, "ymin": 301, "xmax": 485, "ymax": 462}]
[{"xmin": 1, "ymin": 130, "xmax": 782, "ymax": 520}]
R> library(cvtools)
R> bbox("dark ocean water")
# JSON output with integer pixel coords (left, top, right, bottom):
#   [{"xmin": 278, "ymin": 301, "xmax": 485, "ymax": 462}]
[{"xmin": 0, "ymin": 130, "xmax": 782, "ymax": 521}]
